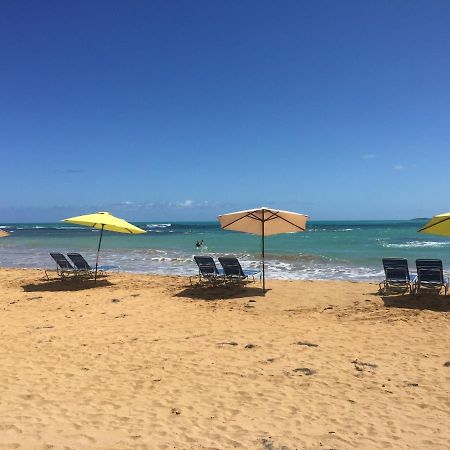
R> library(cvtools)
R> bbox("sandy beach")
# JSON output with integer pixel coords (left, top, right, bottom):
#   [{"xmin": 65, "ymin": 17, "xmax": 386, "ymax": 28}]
[{"xmin": 0, "ymin": 268, "xmax": 449, "ymax": 449}]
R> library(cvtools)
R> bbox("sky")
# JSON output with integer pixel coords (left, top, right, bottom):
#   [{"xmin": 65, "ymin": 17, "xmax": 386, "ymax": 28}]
[{"xmin": 1, "ymin": 0, "xmax": 450, "ymax": 222}]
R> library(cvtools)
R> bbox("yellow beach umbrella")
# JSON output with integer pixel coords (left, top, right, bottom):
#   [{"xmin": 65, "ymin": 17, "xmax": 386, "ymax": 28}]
[
  {"xmin": 63, "ymin": 211, "xmax": 146, "ymax": 280},
  {"xmin": 418, "ymin": 212, "xmax": 450, "ymax": 237}
]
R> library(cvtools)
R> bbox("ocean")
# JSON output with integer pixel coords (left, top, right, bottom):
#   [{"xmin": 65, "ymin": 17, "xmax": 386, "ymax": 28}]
[{"xmin": 0, "ymin": 220, "xmax": 448, "ymax": 281}]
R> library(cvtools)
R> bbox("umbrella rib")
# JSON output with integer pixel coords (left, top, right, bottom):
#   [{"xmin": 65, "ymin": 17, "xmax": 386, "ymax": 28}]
[
  {"xmin": 221, "ymin": 211, "xmax": 263, "ymax": 229},
  {"xmin": 267, "ymin": 211, "xmax": 306, "ymax": 231},
  {"xmin": 418, "ymin": 216, "xmax": 450, "ymax": 232},
  {"xmin": 222, "ymin": 210, "xmax": 305, "ymax": 231}
]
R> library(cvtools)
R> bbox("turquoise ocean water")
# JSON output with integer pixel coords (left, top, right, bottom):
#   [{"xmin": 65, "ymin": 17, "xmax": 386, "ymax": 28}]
[{"xmin": 0, "ymin": 220, "xmax": 448, "ymax": 280}]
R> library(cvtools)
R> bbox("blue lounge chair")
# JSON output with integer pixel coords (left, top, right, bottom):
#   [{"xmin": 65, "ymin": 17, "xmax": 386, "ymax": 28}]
[
  {"xmin": 218, "ymin": 256, "xmax": 260, "ymax": 283},
  {"xmin": 191, "ymin": 255, "xmax": 224, "ymax": 285},
  {"xmin": 413, "ymin": 259, "xmax": 449, "ymax": 295},
  {"xmin": 67, "ymin": 253, "xmax": 112, "ymax": 278},
  {"xmin": 379, "ymin": 258, "xmax": 414, "ymax": 294},
  {"xmin": 47, "ymin": 252, "xmax": 79, "ymax": 280}
]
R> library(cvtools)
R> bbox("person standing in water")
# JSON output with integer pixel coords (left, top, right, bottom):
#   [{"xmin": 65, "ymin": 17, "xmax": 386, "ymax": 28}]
[{"xmin": 195, "ymin": 240, "xmax": 205, "ymax": 251}]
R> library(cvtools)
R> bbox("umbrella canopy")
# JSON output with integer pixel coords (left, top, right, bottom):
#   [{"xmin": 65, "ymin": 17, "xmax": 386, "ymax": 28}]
[
  {"xmin": 63, "ymin": 212, "xmax": 146, "ymax": 280},
  {"xmin": 418, "ymin": 213, "xmax": 450, "ymax": 237},
  {"xmin": 218, "ymin": 207, "xmax": 308, "ymax": 291},
  {"xmin": 64, "ymin": 211, "xmax": 145, "ymax": 234},
  {"xmin": 0, "ymin": 229, "xmax": 10, "ymax": 238}
]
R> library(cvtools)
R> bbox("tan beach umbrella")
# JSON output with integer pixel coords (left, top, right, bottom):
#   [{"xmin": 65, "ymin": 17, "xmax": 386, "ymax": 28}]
[
  {"xmin": 218, "ymin": 207, "xmax": 308, "ymax": 291},
  {"xmin": 63, "ymin": 211, "xmax": 146, "ymax": 280},
  {"xmin": 0, "ymin": 229, "xmax": 10, "ymax": 238},
  {"xmin": 418, "ymin": 212, "xmax": 450, "ymax": 237}
]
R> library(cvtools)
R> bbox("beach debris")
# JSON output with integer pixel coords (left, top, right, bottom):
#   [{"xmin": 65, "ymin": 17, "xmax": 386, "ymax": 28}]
[
  {"xmin": 170, "ymin": 407, "xmax": 181, "ymax": 415},
  {"xmin": 405, "ymin": 382, "xmax": 419, "ymax": 387},
  {"xmin": 27, "ymin": 296, "xmax": 43, "ymax": 301},
  {"xmin": 294, "ymin": 341, "xmax": 318, "ymax": 347},
  {"xmin": 352, "ymin": 359, "xmax": 378, "ymax": 371},
  {"xmin": 111, "ymin": 298, "xmax": 121, "ymax": 303},
  {"xmin": 444, "ymin": 361, "xmax": 450, "ymax": 367},
  {"xmin": 249, "ymin": 299, "xmax": 256, "ymax": 303},
  {"xmin": 218, "ymin": 341, "xmax": 239, "ymax": 346},
  {"xmin": 114, "ymin": 314, "xmax": 127, "ymax": 319},
  {"xmin": 245, "ymin": 343, "xmax": 256, "ymax": 349},
  {"xmin": 293, "ymin": 367, "xmax": 316, "ymax": 376},
  {"xmin": 260, "ymin": 437, "xmax": 275, "ymax": 450},
  {"xmin": 322, "ymin": 305, "xmax": 334, "ymax": 311},
  {"xmin": 244, "ymin": 304, "xmax": 255, "ymax": 308}
]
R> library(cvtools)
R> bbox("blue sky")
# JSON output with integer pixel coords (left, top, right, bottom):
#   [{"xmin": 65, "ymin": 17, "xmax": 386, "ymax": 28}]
[{"xmin": 1, "ymin": 1, "xmax": 450, "ymax": 222}]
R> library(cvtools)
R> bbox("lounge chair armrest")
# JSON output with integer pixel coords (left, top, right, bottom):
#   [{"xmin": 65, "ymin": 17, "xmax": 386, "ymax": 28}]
[
  {"xmin": 244, "ymin": 269, "xmax": 260, "ymax": 276},
  {"xmin": 98, "ymin": 265, "xmax": 119, "ymax": 271}
]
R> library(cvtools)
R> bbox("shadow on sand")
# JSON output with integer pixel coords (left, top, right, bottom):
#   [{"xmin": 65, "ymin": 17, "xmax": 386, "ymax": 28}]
[
  {"xmin": 22, "ymin": 278, "xmax": 114, "ymax": 292},
  {"xmin": 174, "ymin": 284, "xmax": 268, "ymax": 301},
  {"xmin": 381, "ymin": 292, "xmax": 450, "ymax": 312}
]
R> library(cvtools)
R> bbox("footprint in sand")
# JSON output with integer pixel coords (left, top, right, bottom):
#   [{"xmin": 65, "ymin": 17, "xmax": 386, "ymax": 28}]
[
  {"xmin": 352, "ymin": 359, "xmax": 378, "ymax": 372},
  {"xmin": 293, "ymin": 367, "xmax": 316, "ymax": 376},
  {"xmin": 294, "ymin": 341, "xmax": 318, "ymax": 347}
]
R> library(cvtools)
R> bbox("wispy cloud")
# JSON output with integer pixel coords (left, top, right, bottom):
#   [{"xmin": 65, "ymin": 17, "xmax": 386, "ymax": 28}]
[
  {"xmin": 51, "ymin": 168, "xmax": 85, "ymax": 175},
  {"xmin": 393, "ymin": 163, "xmax": 416, "ymax": 171},
  {"xmin": 176, "ymin": 199, "xmax": 194, "ymax": 208},
  {"xmin": 362, "ymin": 154, "xmax": 377, "ymax": 159},
  {"xmin": 112, "ymin": 199, "xmax": 219, "ymax": 210},
  {"xmin": 393, "ymin": 164, "xmax": 405, "ymax": 171}
]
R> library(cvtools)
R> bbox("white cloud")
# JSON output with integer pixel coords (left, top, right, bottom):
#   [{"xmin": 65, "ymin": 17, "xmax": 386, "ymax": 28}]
[
  {"xmin": 177, "ymin": 199, "xmax": 194, "ymax": 208},
  {"xmin": 362, "ymin": 153, "xmax": 377, "ymax": 159},
  {"xmin": 393, "ymin": 164, "xmax": 405, "ymax": 171}
]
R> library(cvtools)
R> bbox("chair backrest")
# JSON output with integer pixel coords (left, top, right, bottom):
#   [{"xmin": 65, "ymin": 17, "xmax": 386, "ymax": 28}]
[
  {"xmin": 382, "ymin": 258, "xmax": 410, "ymax": 281},
  {"xmin": 218, "ymin": 257, "xmax": 244, "ymax": 277},
  {"xmin": 50, "ymin": 252, "xmax": 74, "ymax": 270},
  {"xmin": 67, "ymin": 253, "xmax": 92, "ymax": 270},
  {"xmin": 194, "ymin": 256, "xmax": 219, "ymax": 275},
  {"xmin": 416, "ymin": 259, "xmax": 444, "ymax": 283}
]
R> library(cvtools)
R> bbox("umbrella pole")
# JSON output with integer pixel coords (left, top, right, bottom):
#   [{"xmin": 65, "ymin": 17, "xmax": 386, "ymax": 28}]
[
  {"xmin": 262, "ymin": 210, "xmax": 265, "ymax": 293},
  {"xmin": 95, "ymin": 225, "xmax": 104, "ymax": 282}
]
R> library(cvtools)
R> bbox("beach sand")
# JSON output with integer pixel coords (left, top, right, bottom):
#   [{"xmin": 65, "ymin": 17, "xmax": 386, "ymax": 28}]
[{"xmin": 0, "ymin": 268, "xmax": 449, "ymax": 449}]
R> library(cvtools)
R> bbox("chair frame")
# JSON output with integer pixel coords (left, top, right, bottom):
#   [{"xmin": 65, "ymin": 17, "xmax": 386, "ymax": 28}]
[
  {"xmin": 379, "ymin": 258, "xmax": 414, "ymax": 295},
  {"xmin": 413, "ymin": 259, "xmax": 449, "ymax": 295},
  {"xmin": 46, "ymin": 253, "xmax": 85, "ymax": 280},
  {"xmin": 191, "ymin": 256, "xmax": 225, "ymax": 286},
  {"xmin": 218, "ymin": 256, "xmax": 260, "ymax": 284},
  {"xmin": 67, "ymin": 253, "xmax": 107, "ymax": 278}
]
